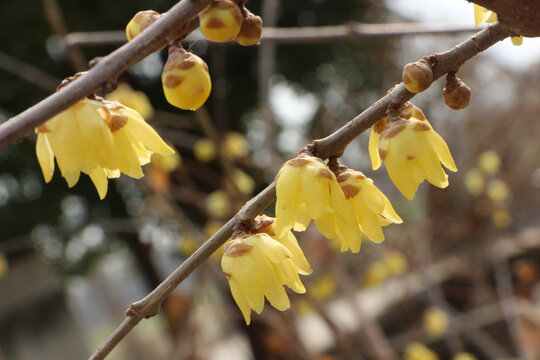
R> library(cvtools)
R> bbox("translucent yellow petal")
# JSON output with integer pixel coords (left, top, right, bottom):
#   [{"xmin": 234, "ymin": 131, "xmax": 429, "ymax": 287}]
[
  {"xmin": 336, "ymin": 213, "xmax": 362, "ymax": 253},
  {"xmin": 112, "ymin": 130, "xmax": 144, "ymax": 178},
  {"xmin": 358, "ymin": 180, "xmax": 385, "ymax": 214},
  {"xmin": 474, "ymin": 5, "xmax": 489, "ymax": 26},
  {"xmin": 369, "ymin": 130, "xmax": 382, "ymax": 170},
  {"xmin": 75, "ymin": 101, "xmax": 117, "ymax": 171},
  {"xmin": 46, "ymin": 109, "xmax": 83, "ymax": 175},
  {"xmin": 229, "ymin": 279, "xmax": 252, "ymax": 325},
  {"xmin": 485, "ymin": 11, "xmax": 497, "ymax": 23},
  {"xmin": 511, "ymin": 36, "xmax": 523, "ymax": 46},
  {"xmin": 36, "ymin": 134, "xmax": 55, "ymax": 183},
  {"xmin": 314, "ymin": 213, "xmax": 337, "ymax": 240},
  {"xmin": 356, "ymin": 207, "xmax": 385, "ymax": 243},
  {"xmin": 258, "ymin": 234, "xmax": 291, "ymax": 264},
  {"xmin": 89, "ymin": 167, "xmax": 108, "ymax": 199},
  {"xmin": 105, "ymin": 168, "xmax": 121, "ymax": 178},
  {"xmin": 301, "ymin": 171, "xmax": 333, "ymax": 220},
  {"xmin": 292, "ymin": 203, "xmax": 311, "ymax": 232},
  {"xmin": 275, "ymin": 166, "xmax": 302, "ymax": 234},
  {"xmin": 279, "ymin": 259, "xmax": 306, "ymax": 293},
  {"xmin": 381, "ymin": 195, "xmax": 403, "ymax": 223},
  {"xmin": 123, "ymin": 111, "xmax": 174, "ymax": 155},
  {"xmin": 425, "ymin": 129, "xmax": 457, "ymax": 172},
  {"xmin": 415, "ymin": 132, "xmax": 449, "ymax": 188},
  {"xmin": 276, "ymin": 231, "xmax": 312, "ymax": 275},
  {"xmin": 248, "ymin": 247, "xmax": 289, "ymax": 311},
  {"xmin": 385, "ymin": 158, "xmax": 423, "ymax": 201},
  {"xmin": 63, "ymin": 170, "xmax": 80, "ymax": 188},
  {"xmin": 234, "ymin": 256, "xmax": 265, "ymax": 314}
]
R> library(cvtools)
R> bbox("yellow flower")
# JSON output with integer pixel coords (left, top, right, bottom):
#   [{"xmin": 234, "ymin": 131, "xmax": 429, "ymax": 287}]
[
  {"xmin": 309, "ymin": 274, "xmax": 337, "ymax": 300},
  {"xmin": 422, "ymin": 307, "xmax": 449, "ymax": 338},
  {"xmin": 478, "ymin": 150, "xmax": 501, "ymax": 174},
  {"xmin": 194, "ymin": 138, "xmax": 216, "ymax": 163},
  {"xmin": 151, "ymin": 151, "xmax": 181, "ymax": 172},
  {"xmin": 487, "ymin": 179, "xmax": 510, "ymax": 202},
  {"xmin": 105, "ymin": 83, "xmax": 154, "ymax": 119},
  {"xmin": 205, "ymin": 190, "xmax": 231, "ymax": 218},
  {"xmin": 464, "ymin": 168, "xmax": 485, "ymax": 196},
  {"xmin": 254, "ymin": 215, "xmax": 312, "ymax": 275},
  {"xmin": 36, "ymin": 98, "xmax": 174, "ymax": 199},
  {"xmin": 384, "ymin": 251, "xmax": 408, "ymax": 275},
  {"xmin": 336, "ymin": 168, "xmax": 402, "ymax": 247},
  {"xmin": 492, "ymin": 209, "xmax": 512, "ymax": 229},
  {"xmin": 221, "ymin": 233, "xmax": 306, "ymax": 324},
  {"xmin": 404, "ymin": 342, "xmax": 439, "ymax": 360},
  {"xmin": 370, "ymin": 110, "xmax": 457, "ymax": 200},
  {"xmin": 363, "ymin": 261, "xmax": 390, "ymax": 287},
  {"xmin": 223, "ymin": 131, "xmax": 249, "ymax": 159},
  {"xmin": 275, "ymin": 154, "xmax": 359, "ymax": 252},
  {"xmin": 473, "ymin": 5, "xmax": 523, "ymax": 45},
  {"xmin": 231, "ymin": 169, "xmax": 255, "ymax": 195}
]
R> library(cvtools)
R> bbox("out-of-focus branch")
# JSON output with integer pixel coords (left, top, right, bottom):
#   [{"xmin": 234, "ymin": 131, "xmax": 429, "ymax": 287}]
[
  {"xmin": 0, "ymin": 1, "xmax": 211, "ymax": 149},
  {"xmin": 88, "ymin": 23, "xmax": 509, "ymax": 360},
  {"xmin": 42, "ymin": 0, "xmax": 88, "ymax": 71},
  {"xmin": 64, "ymin": 22, "xmax": 479, "ymax": 47},
  {"xmin": 0, "ymin": 51, "xmax": 60, "ymax": 92}
]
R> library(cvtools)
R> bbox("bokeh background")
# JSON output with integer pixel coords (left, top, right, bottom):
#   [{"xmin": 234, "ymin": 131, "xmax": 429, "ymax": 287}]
[{"xmin": 1, "ymin": 0, "xmax": 540, "ymax": 359}]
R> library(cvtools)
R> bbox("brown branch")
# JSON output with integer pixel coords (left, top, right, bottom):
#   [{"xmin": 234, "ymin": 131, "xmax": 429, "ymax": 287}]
[
  {"xmin": 0, "ymin": 0, "xmax": 211, "ymax": 149},
  {"xmin": 64, "ymin": 22, "xmax": 479, "ymax": 47},
  {"xmin": 88, "ymin": 22, "xmax": 509, "ymax": 360}
]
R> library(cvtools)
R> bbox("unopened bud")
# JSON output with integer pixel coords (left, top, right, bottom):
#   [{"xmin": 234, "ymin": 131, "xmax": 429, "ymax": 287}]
[
  {"xmin": 236, "ymin": 12, "xmax": 263, "ymax": 46},
  {"xmin": 162, "ymin": 47, "xmax": 212, "ymax": 111},
  {"xmin": 126, "ymin": 10, "xmax": 161, "ymax": 41},
  {"xmin": 443, "ymin": 72, "xmax": 471, "ymax": 110},
  {"xmin": 199, "ymin": 0, "xmax": 243, "ymax": 42},
  {"xmin": 402, "ymin": 59, "xmax": 433, "ymax": 93}
]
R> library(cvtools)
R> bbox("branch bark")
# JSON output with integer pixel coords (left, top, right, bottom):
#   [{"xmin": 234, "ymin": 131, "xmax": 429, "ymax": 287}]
[{"xmin": 88, "ymin": 22, "xmax": 509, "ymax": 360}]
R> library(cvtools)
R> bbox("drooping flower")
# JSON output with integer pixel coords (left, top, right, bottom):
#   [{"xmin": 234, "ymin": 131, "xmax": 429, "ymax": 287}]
[
  {"xmin": 274, "ymin": 153, "xmax": 360, "ymax": 252},
  {"xmin": 404, "ymin": 342, "xmax": 439, "ymax": 360},
  {"xmin": 221, "ymin": 233, "xmax": 306, "ymax": 324},
  {"xmin": 36, "ymin": 98, "xmax": 174, "ymax": 199},
  {"xmin": 369, "ymin": 104, "xmax": 457, "ymax": 200},
  {"xmin": 335, "ymin": 168, "xmax": 402, "ymax": 247},
  {"xmin": 251, "ymin": 215, "xmax": 312, "ymax": 275},
  {"xmin": 422, "ymin": 307, "xmax": 449, "ymax": 339}
]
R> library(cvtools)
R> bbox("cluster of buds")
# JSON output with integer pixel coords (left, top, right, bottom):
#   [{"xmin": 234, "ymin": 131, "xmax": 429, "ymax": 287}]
[
  {"xmin": 199, "ymin": 0, "xmax": 263, "ymax": 46},
  {"xmin": 124, "ymin": 1, "xmax": 262, "ymax": 111}
]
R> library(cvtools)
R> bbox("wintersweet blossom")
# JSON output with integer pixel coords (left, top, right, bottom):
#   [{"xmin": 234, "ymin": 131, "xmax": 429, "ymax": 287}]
[
  {"xmin": 221, "ymin": 233, "xmax": 306, "ymax": 324},
  {"xmin": 336, "ymin": 168, "xmax": 402, "ymax": 245},
  {"xmin": 473, "ymin": 4, "xmax": 523, "ymax": 45},
  {"xmin": 36, "ymin": 98, "xmax": 174, "ymax": 199},
  {"xmin": 369, "ymin": 105, "xmax": 457, "ymax": 200},
  {"xmin": 274, "ymin": 154, "xmax": 360, "ymax": 252}
]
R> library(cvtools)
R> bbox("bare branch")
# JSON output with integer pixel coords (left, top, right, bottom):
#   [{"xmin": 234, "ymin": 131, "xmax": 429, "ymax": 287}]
[
  {"xmin": 65, "ymin": 22, "xmax": 479, "ymax": 47},
  {"xmin": 89, "ymin": 22, "xmax": 509, "ymax": 360}
]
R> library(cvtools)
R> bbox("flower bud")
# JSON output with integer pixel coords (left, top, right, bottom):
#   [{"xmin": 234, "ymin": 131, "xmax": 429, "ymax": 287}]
[
  {"xmin": 235, "ymin": 12, "xmax": 263, "ymax": 46},
  {"xmin": 126, "ymin": 10, "xmax": 161, "ymax": 41},
  {"xmin": 443, "ymin": 73, "xmax": 471, "ymax": 110},
  {"xmin": 162, "ymin": 47, "xmax": 212, "ymax": 111},
  {"xmin": 402, "ymin": 59, "xmax": 433, "ymax": 93},
  {"xmin": 199, "ymin": 0, "xmax": 243, "ymax": 42}
]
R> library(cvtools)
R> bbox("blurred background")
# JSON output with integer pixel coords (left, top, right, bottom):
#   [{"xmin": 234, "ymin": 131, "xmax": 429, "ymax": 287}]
[{"xmin": 1, "ymin": 0, "xmax": 540, "ymax": 359}]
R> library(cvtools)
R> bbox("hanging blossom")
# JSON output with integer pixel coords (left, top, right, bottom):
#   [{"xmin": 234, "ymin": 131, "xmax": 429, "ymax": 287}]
[
  {"xmin": 369, "ymin": 102, "xmax": 457, "ymax": 200},
  {"xmin": 221, "ymin": 216, "xmax": 309, "ymax": 324},
  {"xmin": 473, "ymin": 4, "xmax": 523, "ymax": 45},
  {"xmin": 334, "ymin": 165, "xmax": 402, "ymax": 249},
  {"xmin": 36, "ymin": 97, "xmax": 174, "ymax": 199},
  {"xmin": 274, "ymin": 153, "xmax": 362, "ymax": 252}
]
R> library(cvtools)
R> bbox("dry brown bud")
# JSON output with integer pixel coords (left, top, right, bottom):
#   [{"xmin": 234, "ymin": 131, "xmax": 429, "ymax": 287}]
[
  {"xmin": 236, "ymin": 12, "xmax": 263, "ymax": 46},
  {"xmin": 402, "ymin": 59, "xmax": 433, "ymax": 93},
  {"xmin": 443, "ymin": 72, "xmax": 471, "ymax": 110}
]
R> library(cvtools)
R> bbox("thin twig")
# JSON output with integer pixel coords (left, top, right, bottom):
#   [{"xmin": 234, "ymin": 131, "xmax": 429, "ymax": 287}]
[
  {"xmin": 64, "ymin": 23, "xmax": 480, "ymax": 47},
  {"xmin": 88, "ymin": 23, "xmax": 509, "ymax": 360},
  {"xmin": 0, "ymin": 0, "xmax": 212, "ymax": 149}
]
